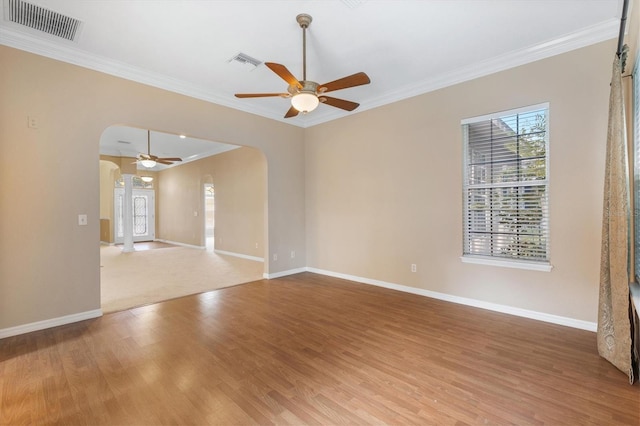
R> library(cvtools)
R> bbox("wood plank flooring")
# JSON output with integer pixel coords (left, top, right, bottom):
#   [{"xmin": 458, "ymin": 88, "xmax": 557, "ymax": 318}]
[{"xmin": 1, "ymin": 272, "xmax": 638, "ymax": 425}]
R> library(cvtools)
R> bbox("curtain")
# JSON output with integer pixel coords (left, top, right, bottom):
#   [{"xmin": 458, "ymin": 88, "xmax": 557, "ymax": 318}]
[{"xmin": 598, "ymin": 55, "xmax": 634, "ymax": 384}]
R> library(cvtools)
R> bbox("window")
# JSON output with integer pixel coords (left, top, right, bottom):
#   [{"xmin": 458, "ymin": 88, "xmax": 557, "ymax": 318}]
[
  {"xmin": 115, "ymin": 176, "xmax": 153, "ymax": 189},
  {"xmin": 461, "ymin": 104, "xmax": 551, "ymax": 271}
]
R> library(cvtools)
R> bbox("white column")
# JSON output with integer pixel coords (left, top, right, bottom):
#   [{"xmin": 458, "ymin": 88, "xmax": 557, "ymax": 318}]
[{"xmin": 122, "ymin": 174, "xmax": 135, "ymax": 253}]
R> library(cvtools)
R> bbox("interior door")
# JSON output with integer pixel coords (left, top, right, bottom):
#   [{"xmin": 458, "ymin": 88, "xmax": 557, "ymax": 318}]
[{"xmin": 114, "ymin": 188, "xmax": 155, "ymax": 243}]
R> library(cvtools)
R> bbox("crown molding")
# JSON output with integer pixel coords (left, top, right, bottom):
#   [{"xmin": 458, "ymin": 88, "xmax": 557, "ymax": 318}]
[
  {"xmin": 301, "ymin": 18, "xmax": 620, "ymax": 127},
  {"xmin": 1, "ymin": 17, "xmax": 619, "ymax": 128},
  {"xmin": 0, "ymin": 26, "xmax": 306, "ymax": 126}
]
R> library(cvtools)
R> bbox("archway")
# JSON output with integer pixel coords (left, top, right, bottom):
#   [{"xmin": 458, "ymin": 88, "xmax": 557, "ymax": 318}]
[{"xmin": 99, "ymin": 125, "xmax": 268, "ymax": 312}]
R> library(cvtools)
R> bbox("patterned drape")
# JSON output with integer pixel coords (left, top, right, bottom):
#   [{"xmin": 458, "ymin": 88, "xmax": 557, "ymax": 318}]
[{"xmin": 597, "ymin": 55, "xmax": 634, "ymax": 384}]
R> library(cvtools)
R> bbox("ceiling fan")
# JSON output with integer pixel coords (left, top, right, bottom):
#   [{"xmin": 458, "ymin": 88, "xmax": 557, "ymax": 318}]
[
  {"xmin": 235, "ymin": 13, "xmax": 371, "ymax": 118},
  {"xmin": 136, "ymin": 130, "xmax": 182, "ymax": 168}
]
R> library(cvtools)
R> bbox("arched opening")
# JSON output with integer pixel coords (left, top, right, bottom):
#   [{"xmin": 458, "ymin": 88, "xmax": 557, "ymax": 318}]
[{"xmin": 99, "ymin": 125, "xmax": 267, "ymax": 313}]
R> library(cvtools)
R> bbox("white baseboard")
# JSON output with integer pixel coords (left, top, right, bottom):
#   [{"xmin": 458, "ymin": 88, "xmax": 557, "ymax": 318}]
[
  {"xmin": 155, "ymin": 239, "xmax": 205, "ymax": 250},
  {"xmin": 264, "ymin": 267, "xmax": 307, "ymax": 279},
  {"xmin": 1, "ymin": 268, "xmax": 597, "ymax": 339},
  {"xmin": 215, "ymin": 249, "xmax": 264, "ymax": 262},
  {"xmin": 0, "ymin": 309, "xmax": 103, "ymax": 339},
  {"xmin": 306, "ymin": 267, "xmax": 597, "ymax": 332}
]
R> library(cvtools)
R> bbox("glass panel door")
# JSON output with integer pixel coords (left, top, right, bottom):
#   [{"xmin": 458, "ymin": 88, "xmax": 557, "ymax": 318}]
[{"xmin": 114, "ymin": 188, "xmax": 155, "ymax": 243}]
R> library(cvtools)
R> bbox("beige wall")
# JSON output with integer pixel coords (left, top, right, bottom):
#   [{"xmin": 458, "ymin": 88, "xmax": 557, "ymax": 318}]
[
  {"xmin": 98, "ymin": 147, "xmax": 264, "ymax": 254},
  {"xmin": 305, "ymin": 40, "xmax": 616, "ymax": 323},
  {"xmin": 157, "ymin": 146, "xmax": 266, "ymax": 259},
  {"xmin": 0, "ymin": 45, "xmax": 305, "ymax": 330},
  {"xmin": 99, "ymin": 160, "xmax": 118, "ymax": 219},
  {"xmin": 99, "ymin": 159, "xmax": 119, "ymax": 242}
]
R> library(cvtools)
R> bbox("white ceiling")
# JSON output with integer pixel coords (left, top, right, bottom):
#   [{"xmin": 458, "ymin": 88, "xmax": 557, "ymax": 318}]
[{"xmin": 0, "ymin": 0, "xmax": 626, "ymax": 162}]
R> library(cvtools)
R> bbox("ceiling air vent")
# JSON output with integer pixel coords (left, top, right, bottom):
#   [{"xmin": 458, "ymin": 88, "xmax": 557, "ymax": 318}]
[
  {"xmin": 4, "ymin": 0, "xmax": 82, "ymax": 41},
  {"xmin": 341, "ymin": 0, "xmax": 367, "ymax": 9},
  {"xmin": 228, "ymin": 52, "xmax": 262, "ymax": 71}
]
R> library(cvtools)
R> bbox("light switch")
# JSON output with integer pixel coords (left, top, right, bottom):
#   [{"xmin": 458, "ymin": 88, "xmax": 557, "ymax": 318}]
[
  {"xmin": 78, "ymin": 214, "xmax": 87, "ymax": 226},
  {"xmin": 28, "ymin": 115, "xmax": 38, "ymax": 129}
]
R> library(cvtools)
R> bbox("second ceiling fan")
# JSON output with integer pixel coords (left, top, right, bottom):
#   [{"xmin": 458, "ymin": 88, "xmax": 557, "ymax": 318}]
[
  {"xmin": 235, "ymin": 14, "xmax": 371, "ymax": 118},
  {"xmin": 136, "ymin": 130, "xmax": 182, "ymax": 168}
]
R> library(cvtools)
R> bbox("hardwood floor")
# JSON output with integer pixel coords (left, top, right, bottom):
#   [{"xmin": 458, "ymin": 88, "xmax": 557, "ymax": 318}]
[{"xmin": 1, "ymin": 272, "xmax": 638, "ymax": 425}]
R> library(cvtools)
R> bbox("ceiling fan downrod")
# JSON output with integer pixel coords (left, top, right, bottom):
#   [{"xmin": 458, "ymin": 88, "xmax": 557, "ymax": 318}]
[{"xmin": 296, "ymin": 13, "xmax": 312, "ymax": 82}]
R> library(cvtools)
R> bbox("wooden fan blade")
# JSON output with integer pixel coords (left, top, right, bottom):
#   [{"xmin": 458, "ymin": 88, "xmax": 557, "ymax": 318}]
[
  {"xmin": 157, "ymin": 160, "xmax": 174, "ymax": 165},
  {"xmin": 284, "ymin": 106, "xmax": 299, "ymax": 118},
  {"xmin": 319, "ymin": 72, "xmax": 370, "ymax": 93},
  {"xmin": 320, "ymin": 96, "xmax": 360, "ymax": 111},
  {"xmin": 265, "ymin": 62, "xmax": 301, "ymax": 89},
  {"xmin": 235, "ymin": 93, "xmax": 289, "ymax": 98},
  {"xmin": 157, "ymin": 157, "xmax": 182, "ymax": 162}
]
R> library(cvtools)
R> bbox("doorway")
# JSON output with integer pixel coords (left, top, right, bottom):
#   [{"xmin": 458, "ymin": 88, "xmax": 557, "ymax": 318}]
[
  {"xmin": 114, "ymin": 188, "xmax": 156, "ymax": 243},
  {"xmin": 204, "ymin": 183, "xmax": 215, "ymax": 250}
]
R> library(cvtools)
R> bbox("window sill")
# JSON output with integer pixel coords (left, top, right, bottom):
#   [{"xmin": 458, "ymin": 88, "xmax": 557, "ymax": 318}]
[{"xmin": 461, "ymin": 255, "xmax": 553, "ymax": 272}]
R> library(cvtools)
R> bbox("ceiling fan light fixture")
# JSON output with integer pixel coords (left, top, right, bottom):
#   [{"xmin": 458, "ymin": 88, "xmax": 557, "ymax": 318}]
[
  {"xmin": 139, "ymin": 159, "xmax": 157, "ymax": 168},
  {"xmin": 291, "ymin": 92, "xmax": 319, "ymax": 113}
]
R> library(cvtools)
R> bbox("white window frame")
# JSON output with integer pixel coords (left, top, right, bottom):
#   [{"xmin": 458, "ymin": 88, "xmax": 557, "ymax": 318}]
[{"xmin": 461, "ymin": 103, "xmax": 552, "ymax": 272}]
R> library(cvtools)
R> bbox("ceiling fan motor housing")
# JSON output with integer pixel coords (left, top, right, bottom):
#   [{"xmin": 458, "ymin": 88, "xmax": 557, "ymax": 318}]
[{"xmin": 288, "ymin": 80, "xmax": 318, "ymax": 95}]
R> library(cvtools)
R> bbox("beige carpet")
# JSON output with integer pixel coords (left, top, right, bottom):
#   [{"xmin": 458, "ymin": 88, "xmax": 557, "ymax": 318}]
[{"xmin": 100, "ymin": 245, "xmax": 264, "ymax": 313}]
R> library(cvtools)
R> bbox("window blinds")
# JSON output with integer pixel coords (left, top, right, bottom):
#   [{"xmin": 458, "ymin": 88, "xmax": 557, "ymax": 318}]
[{"xmin": 462, "ymin": 105, "xmax": 550, "ymax": 262}]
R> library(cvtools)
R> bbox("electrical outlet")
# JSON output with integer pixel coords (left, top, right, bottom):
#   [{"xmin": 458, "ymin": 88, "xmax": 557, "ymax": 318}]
[
  {"xmin": 291, "ymin": 250, "xmax": 295, "ymax": 259},
  {"xmin": 273, "ymin": 253, "xmax": 278, "ymax": 261},
  {"xmin": 255, "ymin": 243, "xmax": 258, "ymax": 249},
  {"xmin": 411, "ymin": 264, "xmax": 417, "ymax": 273}
]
